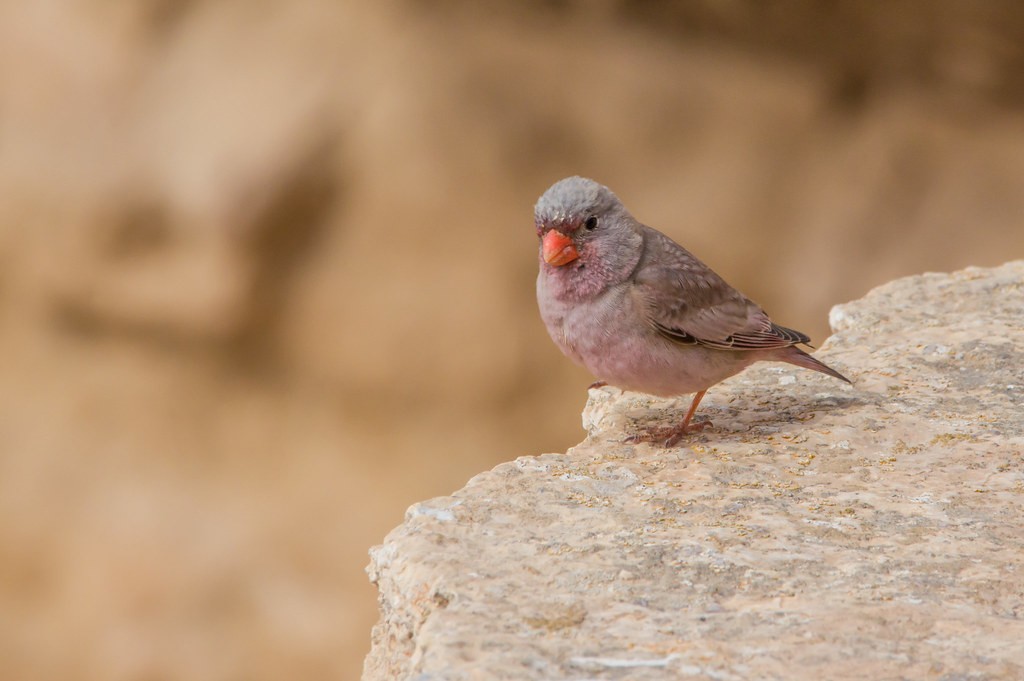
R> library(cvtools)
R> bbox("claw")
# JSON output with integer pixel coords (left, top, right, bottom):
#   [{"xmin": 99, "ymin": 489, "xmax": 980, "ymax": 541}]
[
  {"xmin": 622, "ymin": 389, "xmax": 711, "ymax": 448},
  {"xmin": 625, "ymin": 419, "xmax": 713, "ymax": 447}
]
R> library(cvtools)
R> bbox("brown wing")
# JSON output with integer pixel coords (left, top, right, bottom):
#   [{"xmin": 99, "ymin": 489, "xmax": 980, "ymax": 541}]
[{"xmin": 632, "ymin": 226, "xmax": 810, "ymax": 351}]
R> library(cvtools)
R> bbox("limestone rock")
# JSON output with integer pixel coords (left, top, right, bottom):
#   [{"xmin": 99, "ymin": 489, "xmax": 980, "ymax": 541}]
[{"xmin": 364, "ymin": 261, "xmax": 1024, "ymax": 680}]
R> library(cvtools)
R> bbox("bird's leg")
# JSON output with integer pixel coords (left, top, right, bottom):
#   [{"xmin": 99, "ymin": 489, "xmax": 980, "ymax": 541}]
[
  {"xmin": 665, "ymin": 389, "xmax": 711, "ymax": 445},
  {"xmin": 625, "ymin": 390, "xmax": 711, "ymax": 447},
  {"xmin": 679, "ymin": 389, "xmax": 708, "ymax": 430},
  {"xmin": 587, "ymin": 380, "xmax": 608, "ymax": 390}
]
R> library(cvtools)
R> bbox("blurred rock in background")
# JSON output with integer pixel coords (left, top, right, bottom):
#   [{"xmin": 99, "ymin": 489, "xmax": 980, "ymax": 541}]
[{"xmin": 1, "ymin": 1, "xmax": 1022, "ymax": 679}]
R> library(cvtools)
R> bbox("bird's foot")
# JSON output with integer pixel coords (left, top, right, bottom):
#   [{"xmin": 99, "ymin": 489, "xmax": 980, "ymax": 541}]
[
  {"xmin": 625, "ymin": 419, "xmax": 713, "ymax": 448},
  {"xmin": 587, "ymin": 380, "xmax": 608, "ymax": 390}
]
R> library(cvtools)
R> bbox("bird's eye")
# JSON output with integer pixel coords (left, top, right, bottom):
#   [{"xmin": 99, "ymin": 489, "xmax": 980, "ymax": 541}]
[{"xmin": 584, "ymin": 216, "xmax": 598, "ymax": 231}]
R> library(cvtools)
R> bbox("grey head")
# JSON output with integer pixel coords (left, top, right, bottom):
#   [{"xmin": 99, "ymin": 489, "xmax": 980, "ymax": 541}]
[
  {"xmin": 534, "ymin": 176, "xmax": 628, "ymax": 233},
  {"xmin": 534, "ymin": 176, "xmax": 643, "ymax": 298}
]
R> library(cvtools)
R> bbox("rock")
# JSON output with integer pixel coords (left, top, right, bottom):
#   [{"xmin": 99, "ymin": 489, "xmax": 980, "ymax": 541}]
[{"xmin": 364, "ymin": 261, "xmax": 1024, "ymax": 681}]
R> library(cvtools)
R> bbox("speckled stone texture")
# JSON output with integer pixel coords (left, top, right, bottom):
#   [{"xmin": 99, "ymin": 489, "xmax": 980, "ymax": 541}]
[{"xmin": 364, "ymin": 262, "xmax": 1024, "ymax": 681}]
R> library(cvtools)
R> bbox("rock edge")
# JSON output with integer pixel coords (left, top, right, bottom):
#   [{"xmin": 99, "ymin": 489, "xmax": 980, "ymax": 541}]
[{"xmin": 365, "ymin": 262, "xmax": 1024, "ymax": 681}]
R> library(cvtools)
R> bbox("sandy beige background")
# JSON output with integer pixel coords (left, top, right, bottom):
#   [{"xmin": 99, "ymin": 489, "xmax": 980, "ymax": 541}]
[{"xmin": 2, "ymin": 2, "xmax": 1023, "ymax": 679}]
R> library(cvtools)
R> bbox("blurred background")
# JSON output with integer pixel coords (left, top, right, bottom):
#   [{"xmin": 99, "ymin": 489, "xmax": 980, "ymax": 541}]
[{"xmin": 2, "ymin": 1, "xmax": 1023, "ymax": 679}]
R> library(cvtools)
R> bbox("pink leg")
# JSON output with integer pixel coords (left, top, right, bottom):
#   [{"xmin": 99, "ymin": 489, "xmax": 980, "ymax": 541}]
[
  {"xmin": 587, "ymin": 380, "xmax": 608, "ymax": 390},
  {"xmin": 626, "ymin": 390, "xmax": 712, "ymax": 447},
  {"xmin": 677, "ymin": 389, "xmax": 708, "ymax": 433}
]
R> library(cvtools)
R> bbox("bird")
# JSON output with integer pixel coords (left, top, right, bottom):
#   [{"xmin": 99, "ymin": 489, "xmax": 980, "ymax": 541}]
[{"xmin": 535, "ymin": 176, "xmax": 850, "ymax": 447}]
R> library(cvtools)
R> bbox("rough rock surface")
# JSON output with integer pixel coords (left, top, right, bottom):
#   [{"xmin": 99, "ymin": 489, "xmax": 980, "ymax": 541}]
[{"xmin": 364, "ymin": 262, "xmax": 1024, "ymax": 681}]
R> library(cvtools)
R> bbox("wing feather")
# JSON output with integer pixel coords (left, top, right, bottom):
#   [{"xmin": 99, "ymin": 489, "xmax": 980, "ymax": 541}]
[{"xmin": 633, "ymin": 226, "xmax": 810, "ymax": 351}]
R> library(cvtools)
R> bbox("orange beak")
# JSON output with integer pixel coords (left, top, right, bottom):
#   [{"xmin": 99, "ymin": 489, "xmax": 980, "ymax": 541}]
[{"xmin": 541, "ymin": 230, "xmax": 579, "ymax": 266}]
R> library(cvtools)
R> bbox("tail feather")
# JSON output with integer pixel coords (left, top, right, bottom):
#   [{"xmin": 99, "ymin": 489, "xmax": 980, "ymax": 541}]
[{"xmin": 782, "ymin": 347, "xmax": 851, "ymax": 384}]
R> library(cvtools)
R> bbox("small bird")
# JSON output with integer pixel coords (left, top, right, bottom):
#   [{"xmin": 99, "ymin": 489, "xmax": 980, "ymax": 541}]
[{"xmin": 535, "ymin": 176, "xmax": 850, "ymax": 446}]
